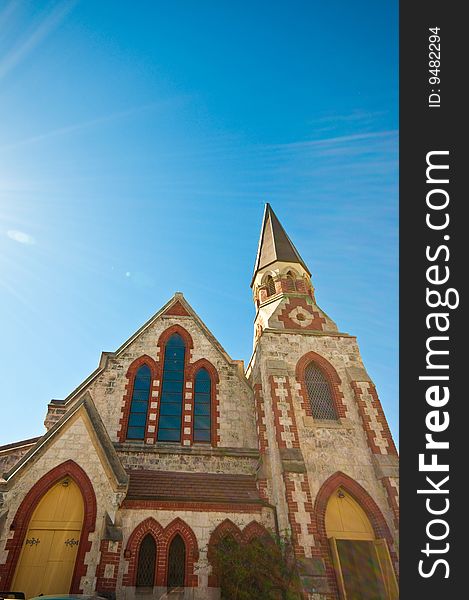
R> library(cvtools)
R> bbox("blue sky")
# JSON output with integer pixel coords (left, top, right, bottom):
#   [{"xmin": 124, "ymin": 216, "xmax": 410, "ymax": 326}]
[{"xmin": 0, "ymin": 1, "xmax": 398, "ymax": 446}]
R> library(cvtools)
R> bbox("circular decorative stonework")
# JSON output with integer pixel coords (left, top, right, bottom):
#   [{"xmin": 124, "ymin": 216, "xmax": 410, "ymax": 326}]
[{"xmin": 288, "ymin": 306, "xmax": 313, "ymax": 327}]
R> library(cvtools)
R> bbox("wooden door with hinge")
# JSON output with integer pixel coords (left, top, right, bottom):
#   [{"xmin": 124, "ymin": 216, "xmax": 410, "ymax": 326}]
[{"xmin": 12, "ymin": 477, "xmax": 84, "ymax": 599}]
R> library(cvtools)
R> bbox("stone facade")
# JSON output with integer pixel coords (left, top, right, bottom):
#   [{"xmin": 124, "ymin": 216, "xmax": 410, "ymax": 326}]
[
  {"xmin": 247, "ymin": 326, "xmax": 398, "ymax": 597},
  {"xmin": 0, "ymin": 205, "xmax": 398, "ymax": 599},
  {"xmin": 0, "ymin": 439, "xmax": 39, "ymax": 476}
]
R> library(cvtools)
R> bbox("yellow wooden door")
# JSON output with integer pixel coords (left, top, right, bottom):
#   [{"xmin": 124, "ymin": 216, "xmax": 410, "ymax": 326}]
[
  {"xmin": 325, "ymin": 488, "xmax": 375, "ymax": 541},
  {"xmin": 326, "ymin": 488, "xmax": 399, "ymax": 599},
  {"xmin": 12, "ymin": 477, "xmax": 84, "ymax": 599}
]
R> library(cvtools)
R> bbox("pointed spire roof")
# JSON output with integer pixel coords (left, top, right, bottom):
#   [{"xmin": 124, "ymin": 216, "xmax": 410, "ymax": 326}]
[{"xmin": 251, "ymin": 204, "xmax": 311, "ymax": 286}]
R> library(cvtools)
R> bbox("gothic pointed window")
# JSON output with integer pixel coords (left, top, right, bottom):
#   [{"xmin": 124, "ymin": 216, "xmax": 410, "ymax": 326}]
[
  {"xmin": 266, "ymin": 276, "xmax": 276, "ymax": 297},
  {"xmin": 194, "ymin": 368, "xmax": 211, "ymax": 442},
  {"xmin": 136, "ymin": 534, "xmax": 156, "ymax": 587},
  {"xmin": 286, "ymin": 270, "xmax": 296, "ymax": 291},
  {"xmin": 305, "ymin": 362, "xmax": 338, "ymax": 420},
  {"xmin": 157, "ymin": 333, "xmax": 185, "ymax": 442},
  {"xmin": 127, "ymin": 365, "xmax": 152, "ymax": 440},
  {"xmin": 167, "ymin": 534, "xmax": 186, "ymax": 589}
]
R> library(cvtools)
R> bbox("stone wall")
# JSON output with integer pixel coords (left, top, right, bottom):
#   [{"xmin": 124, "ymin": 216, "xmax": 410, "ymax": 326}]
[
  {"xmin": 248, "ymin": 327, "xmax": 399, "ymax": 599},
  {"xmin": 45, "ymin": 313, "xmax": 257, "ymax": 451},
  {"xmin": 114, "ymin": 506, "xmax": 275, "ymax": 600},
  {"xmin": 0, "ymin": 415, "xmax": 123, "ymax": 593},
  {"xmin": 115, "ymin": 444, "xmax": 259, "ymax": 476},
  {"xmin": 0, "ymin": 438, "xmax": 40, "ymax": 477},
  {"xmin": 1, "ymin": 291, "xmax": 398, "ymax": 599}
]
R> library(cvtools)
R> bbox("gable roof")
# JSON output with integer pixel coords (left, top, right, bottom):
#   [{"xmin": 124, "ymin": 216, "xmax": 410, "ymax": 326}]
[
  {"xmin": 1, "ymin": 392, "xmax": 128, "ymax": 490},
  {"xmin": 251, "ymin": 203, "xmax": 311, "ymax": 286},
  {"xmin": 48, "ymin": 292, "xmax": 249, "ymax": 411},
  {"xmin": 0, "ymin": 437, "xmax": 41, "ymax": 453}
]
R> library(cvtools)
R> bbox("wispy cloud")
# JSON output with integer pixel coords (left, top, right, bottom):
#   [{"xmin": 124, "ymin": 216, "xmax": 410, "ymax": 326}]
[
  {"xmin": 308, "ymin": 109, "xmax": 388, "ymax": 127},
  {"xmin": 6, "ymin": 230, "xmax": 36, "ymax": 245},
  {"xmin": 265, "ymin": 130, "xmax": 397, "ymax": 152},
  {"xmin": 0, "ymin": 1, "xmax": 76, "ymax": 81},
  {"xmin": 0, "ymin": 1, "xmax": 18, "ymax": 31},
  {"xmin": 0, "ymin": 101, "xmax": 176, "ymax": 152}
]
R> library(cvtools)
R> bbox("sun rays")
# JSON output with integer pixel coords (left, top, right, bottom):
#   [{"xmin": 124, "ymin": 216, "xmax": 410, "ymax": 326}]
[{"xmin": 0, "ymin": 1, "xmax": 77, "ymax": 81}]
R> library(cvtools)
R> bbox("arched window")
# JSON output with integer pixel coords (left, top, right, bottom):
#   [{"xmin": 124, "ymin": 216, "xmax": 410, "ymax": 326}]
[
  {"xmin": 158, "ymin": 334, "xmax": 186, "ymax": 442},
  {"xmin": 136, "ymin": 534, "xmax": 156, "ymax": 587},
  {"xmin": 127, "ymin": 365, "xmax": 152, "ymax": 439},
  {"xmin": 265, "ymin": 275, "xmax": 276, "ymax": 297},
  {"xmin": 286, "ymin": 270, "xmax": 296, "ymax": 291},
  {"xmin": 167, "ymin": 534, "xmax": 186, "ymax": 589},
  {"xmin": 193, "ymin": 368, "xmax": 211, "ymax": 442},
  {"xmin": 305, "ymin": 362, "xmax": 338, "ymax": 420}
]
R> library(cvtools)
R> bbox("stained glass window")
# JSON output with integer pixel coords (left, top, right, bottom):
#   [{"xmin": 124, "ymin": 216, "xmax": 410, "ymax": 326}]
[
  {"xmin": 305, "ymin": 362, "xmax": 338, "ymax": 420},
  {"xmin": 194, "ymin": 368, "xmax": 211, "ymax": 442},
  {"xmin": 136, "ymin": 534, "xmax": 156, "ymax": 587},
  {"xmin": 157, "ymin": 334, "xmax": 185, "ymax": 442},
  {"xmin": 127, "ymin": 364, "xmax": 151, "ymax": 440},
  {"xmin": 167, "ymin": 534, "xmax": 186, "ymax": 589}
]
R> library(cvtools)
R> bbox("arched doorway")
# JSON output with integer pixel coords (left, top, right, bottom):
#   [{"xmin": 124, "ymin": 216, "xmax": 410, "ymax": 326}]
[
  {"xmin": 12, "ymin": 477, "xmax": 84, "ymax": 598},
  {"xmin": 326, "ymin": 487, "xmax": 398, "ymax": 600}
]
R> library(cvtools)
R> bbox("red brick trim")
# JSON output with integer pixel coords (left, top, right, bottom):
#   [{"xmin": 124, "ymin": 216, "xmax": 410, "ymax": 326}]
[
  {"xmin": 123, "ymin": 516, "xmax": 199, "ymax": 588},
  {"xmin": 207, "ymin": 519, "xmax": 243, "ymax": 587},
  {"xmin": 117, "ymin": 325, "xmax": 220, "ymax": 448},
  {"xmin": 95, "ymin": 540, "xmax": 122, "ymax": 593},
  {"xmin": 368, "ymin": 384, "xmax": 398, "ymax": 455},
  {"xmin": 282, "ymin": 473, "xmax": 315, "ymax": 558},
  {"xmin": 268, "ymin": 375, "xmax": 317, "ymax": 558},
  {"xmin": 163, "ymin": 301, "xmax": 190, "ymax": 317},
  {"xmin": 123, "ymin": 517, "xmax": 164, "ymax": 586},
  {"xmin": 278, "ymin": 298, "xmax": 326, "ymax": 331},
  {"xmin": 313, "ymin": 471, "xmax": 398, "ymax": 597},
  {"xmin": 351, "ymin": 381, "xmax": 398, "ymax": 456},
  {"xmin": 269, "ymin": 375, "xmax": 300, "ymax": 449},
  {"xmin": 186, "ymin": 359, "xmax": 220, "ymax": 447},
  {"xmin": 186, "ymin": 359, "xmax": 220, "ymax": 384},
  {"xmin": 0, "ymin": 460, "xmax": 97, "ymax": 593},
  {"xmin": 242, "ymin": 520, "xmax": 271, "ymax": 543},
  {"xmin": 157, "ymin": 324, "xmax": 194, "ymax": 351},
  {"xmin": 162, "ymin": 517, "xmax": 199, "ymax": 587},
  {"xmin": 208, "ymin": 519, "xmax": 244, "ymax": 548},
  {"xmin": 295, "ymin": 351, "xmax": 347, "ymax": 419},
  {"xmin": 207, "ymin": 519, "xmax": 272, "ymax": 586},
  {"xmin": 382, "ymin": 477, "xmax": 399, "ymax": 529},
  {"xmin": 118, "ymin": 355, "xmax": 159, "ymax": 443},
  {"xmin": 253, "ymin": 384, "xmax": 269, "ymax": 501},
  {"xmin": 153, "ymin": 325, "xmax": 193, "ymax": 445},
  {"xmin": 253, "ymin": 384, "xmax": 268, "ymax": 453},
  {"xmin": 121, "ymin": 499, "xmax": 264, "ymax": 513}
]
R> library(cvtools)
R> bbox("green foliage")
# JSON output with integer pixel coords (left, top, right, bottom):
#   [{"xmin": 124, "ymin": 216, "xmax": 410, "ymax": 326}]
[{"xmin": 211, "ymin": 533, "xmax": 302, "ymax": 600}]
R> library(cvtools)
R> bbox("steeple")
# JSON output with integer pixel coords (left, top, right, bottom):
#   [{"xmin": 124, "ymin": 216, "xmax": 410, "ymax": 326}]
[
  {"xmin": 250, "ymin": 203, "xmax": 338, "ymax": 344},
  {"xmin": 251, "ymin": 204, "xmax": 317, "ymax": 309},
  {"xmin": 251, "ymin": 203, "xmax": 311, "ymax": 287}
]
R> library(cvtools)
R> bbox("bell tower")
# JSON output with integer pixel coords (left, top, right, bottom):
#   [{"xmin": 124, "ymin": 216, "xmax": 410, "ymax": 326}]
[
  {"xmin": 247, "ymin": 204, "xmax": 399, "ymax": 599},
  {"xmin": 252, "ymin": 202, "xmax": 313, "ymax": 299},
  {"xmin": 251, "ymin": 203, "xmax": 338, "ymax": 350}
]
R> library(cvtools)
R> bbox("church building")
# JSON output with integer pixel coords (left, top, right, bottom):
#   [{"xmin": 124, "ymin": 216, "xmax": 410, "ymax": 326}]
[{"xmin": 0, "ymin": 205, "xmax": 399, "ymax": 599}]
